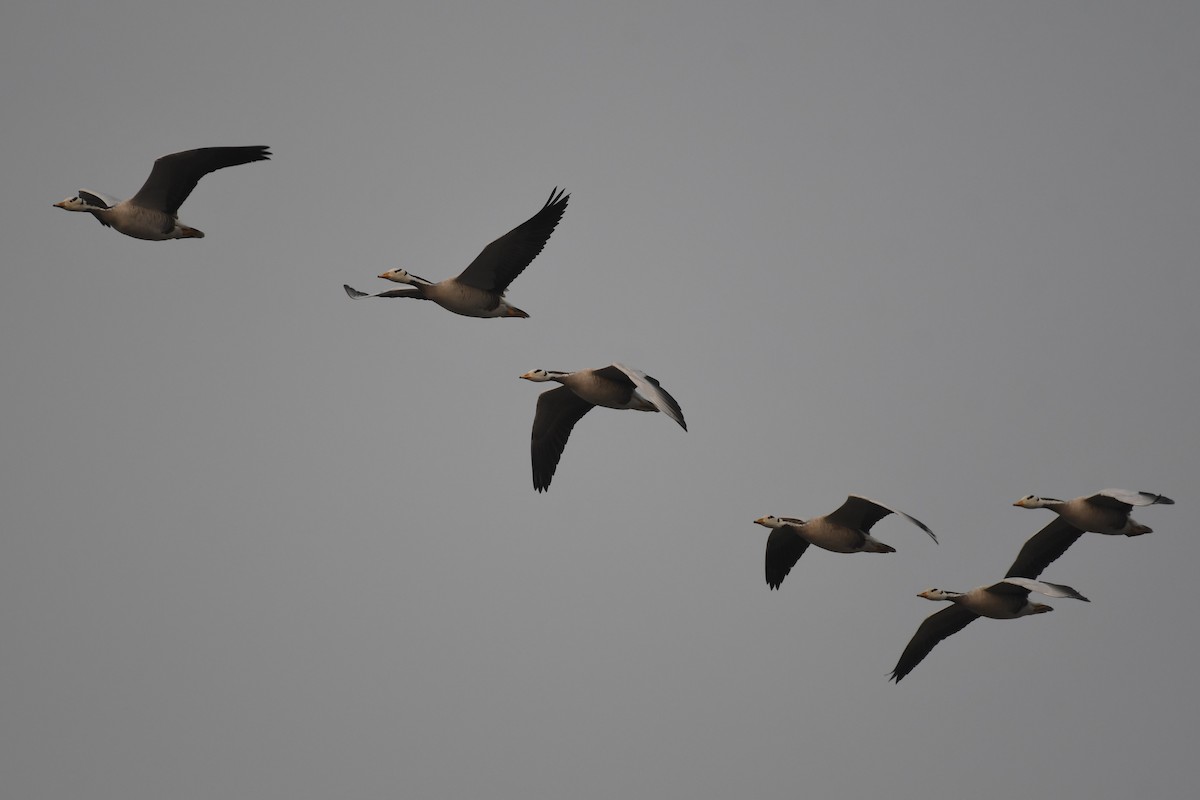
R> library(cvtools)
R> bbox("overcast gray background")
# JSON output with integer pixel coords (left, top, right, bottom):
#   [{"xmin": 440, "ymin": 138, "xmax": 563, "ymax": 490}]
[{"xmin": 3, "ymin": 1, "xmax": 1198, "ymax": 798}]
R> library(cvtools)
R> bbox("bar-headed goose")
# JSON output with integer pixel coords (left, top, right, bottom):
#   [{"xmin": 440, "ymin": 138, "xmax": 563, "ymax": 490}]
[
  {"xmin": 889, "ymin": 577, "xmax": 1090, "ymax": 682},
  {"xmin": 753, "ymin": 496, "xmax": 936, "ymax": 590},
  {"xmin": 344, "ymin": 188, "xmax": 568, "ymax": 318},
  {"xmin": 53, "ymin": 146, "xmax": 271, "ymax": 240},
  {"xmin": 1006, "ymin": 489, "xmax": 1175, "ymax": 579},
  {"xmin": 519, "ymin": 363, "xmax": 686, "ymax": 492}
]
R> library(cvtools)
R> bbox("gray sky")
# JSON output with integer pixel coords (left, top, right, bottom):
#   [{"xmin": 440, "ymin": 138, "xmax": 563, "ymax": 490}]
[{"xmin": 3, "ymin": 1, "xmax": 1198, "ymax": 797}]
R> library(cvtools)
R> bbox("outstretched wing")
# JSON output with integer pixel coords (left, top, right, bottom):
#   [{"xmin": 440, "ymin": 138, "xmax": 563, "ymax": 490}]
[
  {"xmin": 994, "ymin": 577, "xmax": 1090, "ymax": 602},
  {"xmin": 455, "ymin": 188, "xmax": 569, "ymax": 293},
  {"xmin": 890, "ymin": 605, "xmax": 979, "ymax": 683},
  {"xmin": 1090, "ymin": 489, "xmax": 1175, "ymax": 510},
  {"xmin": 609, "ymin": 363, "xmax": 687, "ymax": 430},
  {"xmin": 765, "ymin": 526, "xmax": 810, "ymax": 590},
  {"xmin": 1004, "ymin": 517, "xmax": 1085, "ymax": 580},
  {"xmin": 78, "ymin": 189, "xmax": 116, "ymax": 209},
  {"xmin": 826, "ymin": 496, "xmax": 937, "ymax": 543},
  {"xmin": 343, "ymin": 284, "xmax": 422, "ymax": 299},
  {"xmin": 530, "ymin": 386, "xmax": 594, "ymax": 492},
  {"xmin": 130, "ymin": 146, "xmax": 271, "ymax": 215}
]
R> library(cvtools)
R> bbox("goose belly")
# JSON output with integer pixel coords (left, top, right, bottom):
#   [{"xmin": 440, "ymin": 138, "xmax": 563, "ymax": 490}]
[
  {"xmin": 108, "ymin": 205, "xmax": 183, "ymax": 240},
  {"xmin": 1062, "ymin": 502, "xmax": 1130, "ymax": 535},
  {"xmin": 427, "ymin": 284, "xmax": 504, "ymax": 317},
  {"xmin": 961, "ymin": 591, "xmax": 1027, "ymax": 619},
  {"xmin": 800, "ymin": 521, "xmax": 868, "ymax": 553}
]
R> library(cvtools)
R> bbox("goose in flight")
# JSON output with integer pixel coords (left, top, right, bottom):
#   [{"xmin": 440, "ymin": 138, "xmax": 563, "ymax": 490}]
[
  {"xmin": 53, "ymin": 146, "xmax": 271, "ymax": 240},
  {"xmin": 1006, "ymin": 489, "xmax": 1175, "ymax": 579},
  {"xmin": 520, "ymin": 363, "xmax": 686, "ymax": 492},
  {"xmin": 889, "ymin": 577, "xmax": 1090, "ymax": 682},
  {"xmin": 753, "ymin": 496, "xmax": 937, "ymax": 590},
  {"xmin": 344, "ymin": 188, "xmax": 569, "ymax": 318}
]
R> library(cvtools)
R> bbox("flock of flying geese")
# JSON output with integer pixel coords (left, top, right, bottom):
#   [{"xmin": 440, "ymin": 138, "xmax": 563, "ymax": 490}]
[
  {"xmin": 764, "ymin": 489, "xmax": 1175, "ymax": 681},
  {"xmin": 52, "ymin": 147, "xmax": 685, "ymax": 494},
  {"xmin": 54, "ymin": 146, "xmax": 1176, "ymax": 682}
]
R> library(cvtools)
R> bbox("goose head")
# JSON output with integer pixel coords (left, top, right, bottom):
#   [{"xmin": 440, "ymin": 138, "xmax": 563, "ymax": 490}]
[
  {"xmin": 378, "ymin": 268, "xmax": 414, "ymax": 284},
  {"xmin": 753, "ymin": 515, "xmax": 794, "ymax": 529},
  {"xmin": 917, "ymin": 588, "xmax": 954, "ymax": 601},
  {"xmin": 53, "ymin": 196, "xmax": 99, "ymax": 212},
  {"xmin": 520, "ymin": 369, "xmax": 556, "ymax": 382},
  {"xmin": 1013, "ymin": 495, "xmax": 1060, "ymax": 509}
]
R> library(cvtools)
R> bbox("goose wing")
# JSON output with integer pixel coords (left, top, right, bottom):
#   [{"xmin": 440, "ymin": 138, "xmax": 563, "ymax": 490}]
[
  {"xmin": 1090, "ymin": 488, "xmax": 1175, "ymax": 510},
  {"xmin": 765, "ymin": 525, "xmax": 810, "ymax": 590},
  {"xmin": 129, "ymin": 146, "xmax": 271, "ymax": 215},
  {"xmin": 78, "ymin": 189, "xmax": 117, "ymax": 209},
  {"xmin": 826, "ymin": 496, "xmax": 937, "ymax": 543},
  {"xmin": 530, "ymin": 386, "xmax": 594, "ymax": 492},
  {"xmin": 890, "ymin": 605, "xmax": 979, "ymax": 682},
  {"xmin": 608, "ymin": 363, "xmax": 687, "ymax": 430},
  {"xmin": 1004, "ymin": 517, "xmax": 1084, "ymax": 580},
  {"xmin": 455, "ymin": 188, "xmax": 569, "ymax": 293},
  {"xmin": 994, "ymin": 577, "xmax": 1089, "ymax": 601},
  {"xmin": 344, "ymin": 284, "xmax": 422, "ymax": 299}
]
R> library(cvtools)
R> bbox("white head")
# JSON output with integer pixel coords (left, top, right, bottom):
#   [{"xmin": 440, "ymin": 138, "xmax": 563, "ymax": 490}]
[
  {"xmin": 53, "ymin": 196, "xmax": 96, "ymax": 212},
  {"xmin": 54, "ymin": 189, "xmax": 113, "ymax": 212},
  {"xmin": 519, "ymin": 369, "xmax": 557, "ymax": 382},
  {"xmin": 917, "ymin": 588, "xmax": 954, "ymax": 601},
  {"xmin": 378, "ymin": 268, "xmax": 413, "ymax": 284},
  {"xmin": 753, "ymin": 515, "xmax": 794, "ymax": 529},
  {"xmin": 1013, "ymin": 495, "xmax": 1059, "ymax": 509}
]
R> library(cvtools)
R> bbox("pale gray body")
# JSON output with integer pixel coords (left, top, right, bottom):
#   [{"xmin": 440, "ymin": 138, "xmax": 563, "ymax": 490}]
[
  {"xmin": 89, "ymin": 202, "xmax": 198, "ymax": 241},
  {"xmin": 54, "ymin": 146, "xmax": 271, "ymax": 240},
  {"xmin": 1006, "ymin": 489, "xmax": 1175, "ymax": 580},
  {"xmin": 344, "ymin": 188, "xmax": 569, "ymax": 318},
  {"xmin": 890, "ymin": 577, "xmax": 1090, "ymax": 682},
  {"xmin": 345, "ymin": 273, "xmax": 530, "ymax": 318},
  {"xmin": 754, "ymin": 496, "xmax": 936, "ymax": 590},
  {"xmin": 520, "ymin": 364, "xmax": 686, "ymax": 493},
  {"xmin": 553, "ymin": 369, "xmax": 661, "ymax": 411},
  {"xmin": 1013, "ymin": 489, "xmax": 1173, "ymax": 536}
]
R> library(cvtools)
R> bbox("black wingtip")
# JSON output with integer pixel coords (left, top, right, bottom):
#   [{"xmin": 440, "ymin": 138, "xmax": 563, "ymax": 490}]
[
  {"xmin": 238, "ymin": 145, "xmax": 271, "ymax": 162},
  {"xmin": 344, "ymin": 284, "xmax": 368, "ymax": 299},
  {"xmin": 237, "ymin": 145, "xmax": 272, "ymax": 162}
]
